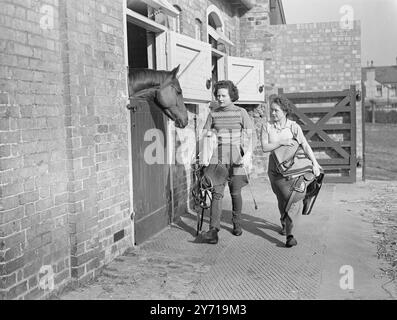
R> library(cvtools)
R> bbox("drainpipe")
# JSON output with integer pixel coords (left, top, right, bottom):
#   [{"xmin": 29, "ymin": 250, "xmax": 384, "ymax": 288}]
[{"xmin": 168, "ymin": 121, "xmax": 175, "ymax": 224}]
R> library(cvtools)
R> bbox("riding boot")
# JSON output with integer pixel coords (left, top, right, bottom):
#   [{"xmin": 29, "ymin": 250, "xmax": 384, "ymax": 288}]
[
  {"xmin": 286, "ymin": 235, "xmax": 297, "ymax": 247},
  {"xmin": 284, "ymin": 213, "xmax": 294, "ymax": 237},
  {"xmin": 232, "ymin": 221, "xmax": 242, "ymax": 236},
  {"xmin": 202, "ymin": 227, "xmax": 219, "ymax": 244},
  {"xmin": 231, "ymin": 192, "xmax": 243, "ymax": 236},
  {"xmin": 279, "ymin": 218, "xmax": 286, "ymax": 235}
]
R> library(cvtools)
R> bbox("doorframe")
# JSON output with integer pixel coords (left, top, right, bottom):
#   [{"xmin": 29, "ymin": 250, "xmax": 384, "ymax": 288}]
[
  {"xmin": 124, "ymin": 2, "xmax": 174, "ymax": 245},
  {"xmin": 123, "ymin": 0, "xmax": 135, "ymax": 247}
]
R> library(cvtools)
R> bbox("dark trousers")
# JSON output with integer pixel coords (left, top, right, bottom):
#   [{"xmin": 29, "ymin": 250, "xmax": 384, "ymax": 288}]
[
  {"xmin": 268, "ymin": 156, "xmax": 303, "ymax": 237},
  {"xmin": 209, "ymin": 165, "xmax": 248, "ymax": 231}
]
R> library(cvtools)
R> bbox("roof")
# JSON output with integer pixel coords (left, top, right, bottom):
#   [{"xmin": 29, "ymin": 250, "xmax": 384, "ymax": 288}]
[{"xmin": 362, "ymin": 65, "xmax": 397, "ymax": 84}]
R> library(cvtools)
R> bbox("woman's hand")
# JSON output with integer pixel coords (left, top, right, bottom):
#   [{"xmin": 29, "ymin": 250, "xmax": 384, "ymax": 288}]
[
  {"xmin": 279, "ymin": 139, "xmax": 294, "ymax": 147},
  {"xmin": 312, "ymin": 163, "xmax": 322, "ymax": 177}
]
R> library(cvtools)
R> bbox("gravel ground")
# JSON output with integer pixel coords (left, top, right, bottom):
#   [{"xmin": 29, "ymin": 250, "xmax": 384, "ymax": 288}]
[
  {"xmin": 364, "ymin": 124, "xmax": 397, "ymax": 296},
  {"xmin": 361, "ymin": 181, "xmax": 397, "ymax": 296}
]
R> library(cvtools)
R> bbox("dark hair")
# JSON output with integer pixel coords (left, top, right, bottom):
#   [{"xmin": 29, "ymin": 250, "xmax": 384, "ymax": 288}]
[
  {"xmin": 269, "ymin": 94, "xmax": 293, "ymax": 116},
  {"xmin": 213, "ymin": 80, "xmax": 239, "ymax": 102}
]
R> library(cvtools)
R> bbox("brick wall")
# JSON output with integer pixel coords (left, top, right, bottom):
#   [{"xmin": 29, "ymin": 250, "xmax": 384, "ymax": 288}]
[
  {"xmin": 239, "ymin": 0, "xmax": 272, "ymax": 60},
  {"xmin": 267, "ymin": 21, "xmax": 362, "ymax": 92},
  {"xmin": 1, "ymin": 0, "xmax": 131, "ymax": 300},
  {"xmin": 1, "ymin": 0, "xmax": 70, "ymax": 300}
]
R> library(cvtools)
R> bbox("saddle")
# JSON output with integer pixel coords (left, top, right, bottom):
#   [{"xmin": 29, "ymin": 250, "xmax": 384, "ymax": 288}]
[
  {"xmin": 302, "ymin": 171, "xmax": 325, "ymax": 215},
  {"xmin": 191, "ymin": 161, "xmax": 229, "ymax": 235},
  {"xmin": 272, "ymin": 140, "xmax": 324, "ymax": 215},
  {"xmin": 272, "ymin": 139, "xmax": 313, "ymax": 178},
  {"xmin": 202, "ymin": 162, "xmax": 229, "ymax": 187}
]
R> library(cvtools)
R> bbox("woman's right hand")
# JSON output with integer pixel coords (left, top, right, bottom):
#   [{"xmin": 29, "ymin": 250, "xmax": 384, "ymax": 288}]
[{"xmin": 279, "ymin": 139, "xmax": 294, "ymax": 147}]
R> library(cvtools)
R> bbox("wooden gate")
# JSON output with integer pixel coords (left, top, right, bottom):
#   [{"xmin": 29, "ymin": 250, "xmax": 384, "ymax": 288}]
[
  {"xmin": 279, "ymin": 86, "xmax": 357, "ymax": 183},
  {"xmin": 130, "ymin": 99, "xmax": 170, "ymax": 245}
]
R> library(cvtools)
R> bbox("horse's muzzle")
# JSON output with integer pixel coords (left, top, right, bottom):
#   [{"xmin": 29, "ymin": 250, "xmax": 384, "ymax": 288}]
[{"xmin": 175, "ymin": 116, "xmax": 188, "ymax": 128}]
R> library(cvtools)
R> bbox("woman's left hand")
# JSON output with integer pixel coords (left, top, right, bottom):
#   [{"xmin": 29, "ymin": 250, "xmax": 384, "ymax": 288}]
[{"xmin": 312, "ymin": 163, "xmax": 322, "ymax": 177}]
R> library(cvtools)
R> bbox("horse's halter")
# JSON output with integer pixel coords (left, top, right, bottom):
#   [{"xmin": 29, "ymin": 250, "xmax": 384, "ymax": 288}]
[{"xmin": 155, "ymin": 79, "xmax": 181, "ymax": 109}]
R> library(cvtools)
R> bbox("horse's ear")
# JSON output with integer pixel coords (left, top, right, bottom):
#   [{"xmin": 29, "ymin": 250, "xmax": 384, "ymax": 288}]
[{"xmin": 171, "ymin": 65, "xmax": 180, "ymax": 79}]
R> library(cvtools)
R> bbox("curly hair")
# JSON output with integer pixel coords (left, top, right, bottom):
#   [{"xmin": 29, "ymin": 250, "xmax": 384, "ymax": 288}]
[
  {"xmin": 269, "ymin": 94, "xmax": 294, "ymax": 116},
  {"xmin": 213, "ymin": 80, "xmax": 239, "ymax": 102}
]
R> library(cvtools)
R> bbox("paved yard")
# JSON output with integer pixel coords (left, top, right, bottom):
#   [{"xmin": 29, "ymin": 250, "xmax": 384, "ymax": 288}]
[{"xmin": 57, "ymin": 178, "xmax": 396, "ymax": 300}]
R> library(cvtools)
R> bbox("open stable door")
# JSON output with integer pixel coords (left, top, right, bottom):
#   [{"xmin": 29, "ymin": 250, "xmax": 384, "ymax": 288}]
[
  {"xmin": 168, "ymin": 31, "xmax": 212, "ymax": 102},
  {"xmin": 227, "ymin": 56, "xmax": 265, "ymax": 104},
  {"xmin": 130, "ymin": 99, "xmax": 169, "ymax": 245}
]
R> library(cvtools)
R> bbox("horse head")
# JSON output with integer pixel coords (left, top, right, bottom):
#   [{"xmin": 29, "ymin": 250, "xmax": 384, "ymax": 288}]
[
  {"xmin": 128, "ymin": 66, "xmax": 188, "ymax": 129},
  {"xmin": 155, "ymin": 66, "xmax": 188, "ymax": 128}
]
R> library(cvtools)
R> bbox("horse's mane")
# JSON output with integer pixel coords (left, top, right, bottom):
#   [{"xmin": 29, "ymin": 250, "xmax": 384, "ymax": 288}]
[{"xmin": 128, "ymin": 68, "xmax": 173, "ymax": 95}]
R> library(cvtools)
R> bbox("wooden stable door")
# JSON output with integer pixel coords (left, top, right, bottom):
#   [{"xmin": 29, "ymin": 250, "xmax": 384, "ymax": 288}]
[
  {"xmin": 130, "ymin": 99, "xmax": 170, "ymax": 245},
  {"xmin": 168, "ymin": 31, "xmax": 212, "ymax": 102},
  {"xmin": 227, "ymin": 56, "xmax": 265, "ymax": 104}
]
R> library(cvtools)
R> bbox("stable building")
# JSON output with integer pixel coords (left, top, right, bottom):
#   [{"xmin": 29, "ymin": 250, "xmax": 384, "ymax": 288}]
[{"xmin": 0, "ymin": 0, "xmax": 284, "ymax": 300}]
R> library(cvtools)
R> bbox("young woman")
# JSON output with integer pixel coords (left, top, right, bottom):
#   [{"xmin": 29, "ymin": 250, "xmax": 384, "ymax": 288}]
[
  {"xmin": 200, "ymin": 80, "xmax": 255, "ymax": 244},
  {"xmin": 261, "ymin": 95, "xmax": 322, "ymax": 247}
]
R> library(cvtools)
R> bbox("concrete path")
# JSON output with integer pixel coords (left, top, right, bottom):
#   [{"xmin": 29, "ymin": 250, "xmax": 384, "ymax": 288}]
[{"xmin": 58, "ymin": 179, "xmax": 396, "ymax": 300}]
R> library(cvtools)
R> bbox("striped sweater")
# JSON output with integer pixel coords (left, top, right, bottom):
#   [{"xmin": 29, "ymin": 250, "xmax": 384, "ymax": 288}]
[{"xmin": 203, "ymin": 104, "xmax": 254, "ymax": 164}]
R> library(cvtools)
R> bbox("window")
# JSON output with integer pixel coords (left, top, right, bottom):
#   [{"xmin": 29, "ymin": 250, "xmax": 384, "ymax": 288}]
[
  {"xmin": 376, "ymin": 85, "xmax": 382, "ymax": 97},
  {"xmin": 207, "ymin": 11, "xmax": 222, "ymax": 49},
  {"xmin": 171, "ymin": 5, "xmax": 182, "ymax": 33},
  {"xmin": 390, "ymin": 85, "xmax": 397, "ymax": 97},
  {"xmin": 195, "ymin": 18, "xmax": 202, "ymax": 41}
]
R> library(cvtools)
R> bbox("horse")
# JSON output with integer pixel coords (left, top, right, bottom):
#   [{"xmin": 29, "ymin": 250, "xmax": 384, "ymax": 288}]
[{"xmin": 127, "ymin": 65, "xmax": 188, "ymax": 129}]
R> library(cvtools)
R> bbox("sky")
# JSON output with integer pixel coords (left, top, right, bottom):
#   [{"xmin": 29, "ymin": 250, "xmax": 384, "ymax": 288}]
[{"xmin": 282, "ymin": 0, "xmax": 397, "ymax": 67}]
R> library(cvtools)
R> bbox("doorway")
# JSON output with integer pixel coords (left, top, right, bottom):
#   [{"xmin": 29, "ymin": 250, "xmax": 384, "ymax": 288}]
[{"xmin": 126, "ymin": 2, "xmax": 169, "ymax": 245}]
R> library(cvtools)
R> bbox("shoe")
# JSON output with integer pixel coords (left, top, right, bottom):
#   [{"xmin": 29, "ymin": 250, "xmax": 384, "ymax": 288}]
[
  {"xmin": 279, "ymin": 225, "xmax": 286, "ymax": 236},
  {"xmin": 202, "ymin": 228, "xmax": 219, "ymax": 244},
  {"xmin": 232, "ymin": 223, "xmax": 242, "ymax": 236},
  {"xmin": 286, "ymin": 235, "xmax": 297, "ymax": 248}
]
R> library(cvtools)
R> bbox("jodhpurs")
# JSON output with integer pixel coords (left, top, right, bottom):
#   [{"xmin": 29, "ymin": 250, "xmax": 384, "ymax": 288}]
[
  {"xmin": 268, "ymin": 157, "xmax": 303, "ymax": 237},
  {"xmin": 209, "ymin": 165, "xmax": 248, "ymax": 231}
]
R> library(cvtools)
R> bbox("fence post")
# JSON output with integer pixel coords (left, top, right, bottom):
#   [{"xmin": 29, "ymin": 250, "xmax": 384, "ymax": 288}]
[{"xmin": 350, "ymin": 85, "xmax": 357, "ymax": 183}]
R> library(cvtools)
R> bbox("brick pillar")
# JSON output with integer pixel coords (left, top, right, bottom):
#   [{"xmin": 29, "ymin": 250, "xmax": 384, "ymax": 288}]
[
  {"xmin": 239, "ymin": 0, "xmax": 273, "ymax": 60},
  {"xmin": 59, "ymin": 0, "xmax": 99, "ymax": 284},
  {"xmin": 59, "ymin": 0, "xmax": 131, "ymax": 284}
]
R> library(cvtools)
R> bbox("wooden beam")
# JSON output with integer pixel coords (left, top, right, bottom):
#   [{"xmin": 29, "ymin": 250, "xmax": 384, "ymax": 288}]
[
  {"xmin": 126, "ymin": 8, "xmax": 167, "ymax": 33},
  {"xmin": 308, "ymin": 140, "xmax": 352, "ymax": 148},
  {"xmin": 301, "ymin": 124, "xmax": 353, "ymax": 131},
  {"xmin": 297, "ymin": 106, "xmax": 352, "ymax": 114},
  {"xmin": 281, "ymin": 90, "xmax": 350, "ymax": 100}
]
